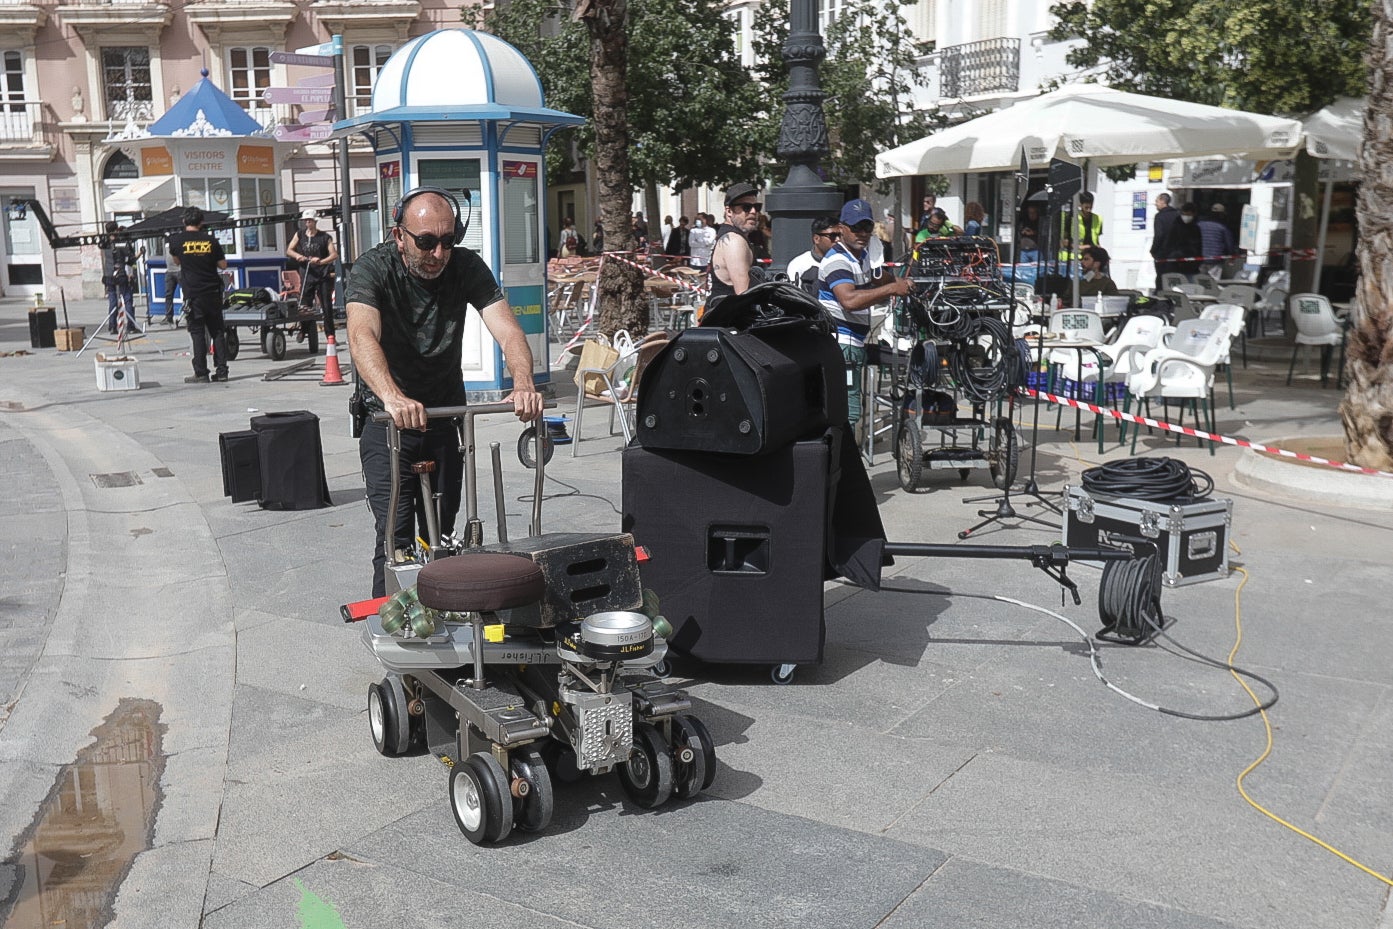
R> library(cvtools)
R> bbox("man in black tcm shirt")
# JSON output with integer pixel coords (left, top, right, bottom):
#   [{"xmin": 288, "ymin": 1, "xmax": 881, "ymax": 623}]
[{"xmin": 167, "ymin": 207, "xmax": 229, "ymax": 383}]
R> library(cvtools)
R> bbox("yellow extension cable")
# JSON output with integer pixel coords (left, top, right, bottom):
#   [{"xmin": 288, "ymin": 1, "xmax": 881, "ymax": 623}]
[{"xmin": 1228, "ymin": 560, "xmax": 1393, "ymax": 887}]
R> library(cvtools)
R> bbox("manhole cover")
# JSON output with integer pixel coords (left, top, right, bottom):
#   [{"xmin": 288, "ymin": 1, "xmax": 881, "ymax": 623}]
[
  {"xmin": 91, "ymin": 471, "xmax": 144, "ymax": 488},
  {"xmin": 151, "ymin": 467, "xmax": 174, "ymax": 478}
]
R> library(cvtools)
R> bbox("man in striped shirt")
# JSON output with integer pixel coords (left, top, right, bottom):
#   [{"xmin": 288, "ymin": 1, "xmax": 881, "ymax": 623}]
[{"xmin": 817, "ymin": 198, "xmax": 911, "ymax": 426}]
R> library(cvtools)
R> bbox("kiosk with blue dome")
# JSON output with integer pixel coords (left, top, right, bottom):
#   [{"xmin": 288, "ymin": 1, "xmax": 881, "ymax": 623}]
[{"xmin": 333, "ymin": 28, "xmax": 584, "ymax": 399}]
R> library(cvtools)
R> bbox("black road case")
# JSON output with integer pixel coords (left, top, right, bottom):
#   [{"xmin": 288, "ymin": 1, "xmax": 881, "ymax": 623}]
[{"xmin": 1062, "ymin": 485, "xmax": 1231, "ymax": 587}]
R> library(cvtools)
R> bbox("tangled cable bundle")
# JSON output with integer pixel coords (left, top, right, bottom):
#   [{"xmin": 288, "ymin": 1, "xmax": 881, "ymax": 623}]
[
  {"xmin": 949, "ymin": 315, "xmax": 1016, "ymax": 402},
  {"xmin": 1080, "ymin": 457, "xmax": 1214, "ymax": 502},
  {"xmin": 1097, "ymin": 552, "xmax": 1164, "ymax": 643}
]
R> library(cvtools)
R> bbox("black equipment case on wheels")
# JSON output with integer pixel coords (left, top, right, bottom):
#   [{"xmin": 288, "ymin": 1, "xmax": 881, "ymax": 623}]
[{"xmin": 1061, "ymin": 485, "xmax": 1231, "ymax": 587}]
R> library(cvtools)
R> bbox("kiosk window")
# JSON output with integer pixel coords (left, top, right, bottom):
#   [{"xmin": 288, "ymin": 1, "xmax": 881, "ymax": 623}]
[
  {"xmin": 417, "ymin": 159, "xmax": 482, "ymax": 253},
  {"xmin": 502, "ymin": 163, "xmax": 539, "ymax": 265}
]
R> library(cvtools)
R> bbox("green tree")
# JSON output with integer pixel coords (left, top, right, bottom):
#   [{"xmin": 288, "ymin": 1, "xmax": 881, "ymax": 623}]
[
  {"xmin": 1048, "ymin": 0, "xmax": 1369, "ymax": 115},
  {"xmin": 751, "ymin": 0, "xmax": 934, "ymax": 194}
]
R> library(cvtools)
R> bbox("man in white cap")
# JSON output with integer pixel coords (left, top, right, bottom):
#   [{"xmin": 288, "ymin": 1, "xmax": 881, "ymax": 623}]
[
  {"xmin": 287, "ymin": 209, "xmax": 340, "ymax": 342},
  {"xmin": 817, "ymin": 198, "xmax": 911, "ymax": 427}
]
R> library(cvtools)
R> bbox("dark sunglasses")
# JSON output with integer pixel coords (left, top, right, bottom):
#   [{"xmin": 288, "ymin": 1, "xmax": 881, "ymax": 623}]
[
  {"xmin": 848, "ymin": 221, "xmax": 875, "ymax": 234},
  {"xmin": 398, "ymin": 226, "xmax": 456, "ymax": 251},
  {"xmin": 730, "ymin": 201, "xmax": 762, "ymax": 213},
  {"xmin": 817, "ymin": 230, "xmax": 841, "ymax": 240}
]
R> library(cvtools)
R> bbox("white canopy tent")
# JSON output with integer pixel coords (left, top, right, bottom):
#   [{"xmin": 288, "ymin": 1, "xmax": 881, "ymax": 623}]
[{"xmin": 875, "ymin": 82, "xmax": 1304, "ymax": 179}]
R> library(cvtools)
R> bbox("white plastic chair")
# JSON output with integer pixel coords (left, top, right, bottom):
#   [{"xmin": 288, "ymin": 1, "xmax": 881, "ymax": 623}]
[
  {"xmin": 1126, "ymin": 319, "xmax": 1227, "ymax": 454},
  {"xmin": 1160, "ymin": 272, "xmax": 1189, "ymax": 293},
  {"xmin": 572, "ymin": 332, "xmax": 670, "ymax": 455},
  {"xmin": 1286, "ymin": 293, "xmax": 1348, "ymax": 388}
]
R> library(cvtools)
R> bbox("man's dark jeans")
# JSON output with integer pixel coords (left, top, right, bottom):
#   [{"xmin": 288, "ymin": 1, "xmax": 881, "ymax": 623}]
[
  {"xmin": 360, "ymin": 418, "xmax": 464, "ymax": 597},
  {"xmin": 185, "ymin": 290, "xmax": 228, "ymax": 378}
]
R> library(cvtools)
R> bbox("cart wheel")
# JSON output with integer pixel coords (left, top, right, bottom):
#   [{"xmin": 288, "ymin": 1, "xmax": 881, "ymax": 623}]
[
  {"xmin": 225, "ymin": 328, "xmax": 240, "ymax": 361},
  {"xmin": 269, "ymin": 329, "xmax": 287, "ymax": 361},
  {"xmin": 671, "ymin": 714, "xmax": 716, "ymax": 797},
  {"xmin": 989, "ymin": 418, "xmax": 1019, "ymax": 490},
  {"xmin": 896, "ymin": 422, "xmax": 924, "ymax": 493},
  {"xmin": 259, "ymin": 328, "xmax": 270, "ymax": 354},
  {"xmin": 450, "ymin": 754, "xmax": 514, "ymax": 844},
  {"xmin": 307, "ymin": 325, "xmax": 319, "ymax": 357},
  {"xmin": 510, "ymin": 747, "xmax": 554, "ymax": 833},
  {"xmin": 541, "ymin": 741, "xmax": 585, "ymax": 785},
  {"xmin": 367, "ymin": 677, "xmax": 410, "ymax": 757},
  {"xmin": 618, "ymin": 722, "xmax": 673, "ymax": 809},
  {"xmin": 770, "ymin": 663, "xmax": 797, "ymax": 685},
  {"xmin": 517, "ymin": 426, "xmax": 555, "ymax": 469}
]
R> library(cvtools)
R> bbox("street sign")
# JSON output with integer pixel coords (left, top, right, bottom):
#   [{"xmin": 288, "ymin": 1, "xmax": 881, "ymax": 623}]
[
  {"xmin": 297, "ymin": 108, "xmax": 334, "ymax": 124},
  {"xmin": 297, "ymin": 73, "xmax": 336, "ymax": 89},
  {"xmin": 270, "ymin": 51, "xmax": 334, "ymax": 68},
  {"xmin": 294, "ymin": 40, "xmax": 337, "ymax": 57},
  {"xmin": 263, "ymin": 86, "xmax": 334, "ymax": 106},
  {"xmin": 273, "ymin": 124, "xmax": 333, "ymax": 142}
]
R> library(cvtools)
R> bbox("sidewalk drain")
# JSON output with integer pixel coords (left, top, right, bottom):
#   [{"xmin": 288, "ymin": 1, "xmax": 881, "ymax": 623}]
[
  {"xmin": 0, "ymin": 699, "xmax": 166, "ymax": 929},
  {"xmin": 91, "ymin": 472, "xmax": 143, "ymax": 488},
  {"xmin": 151, "ymin": 468, "xmax": 174, "ymax": 478}
]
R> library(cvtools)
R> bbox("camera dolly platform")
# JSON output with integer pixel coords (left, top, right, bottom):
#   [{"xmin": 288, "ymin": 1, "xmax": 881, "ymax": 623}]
[
  {"xmin": 342, "ymin": 403, "xmax": 713, "ymax": 845},
  {"xmin": 221, "ymin": 287, "xmax": 323, "ymax": 361}
]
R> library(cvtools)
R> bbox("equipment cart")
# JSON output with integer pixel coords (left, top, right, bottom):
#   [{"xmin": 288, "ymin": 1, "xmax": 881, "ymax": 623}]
[
  {"xmin": 887, "ymin": 237, "xmax": 1024, "ymax": 494},
  {"xmin": 221, "ymin": 287, "xmax": 322, "ymax": 361},
  {"xmin": 343, "ymin": 404, "xmax": 715, "ymax": 845}
]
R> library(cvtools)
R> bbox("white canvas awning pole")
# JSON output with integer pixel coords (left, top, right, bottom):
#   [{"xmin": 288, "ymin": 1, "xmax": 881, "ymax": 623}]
[{"xmin": 1313, "ymin": 178, "xmax": 1334, "ymax": 294}]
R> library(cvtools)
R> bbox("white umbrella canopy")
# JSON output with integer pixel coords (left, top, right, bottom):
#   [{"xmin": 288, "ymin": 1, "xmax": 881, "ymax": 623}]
[
  {"xmin": 876, "ymin": 82, "xmax": 1303, "ymax": 178},
  {"xmin": 1304, "ymin": 96, "xmax": 1364, "ymax": 162}
]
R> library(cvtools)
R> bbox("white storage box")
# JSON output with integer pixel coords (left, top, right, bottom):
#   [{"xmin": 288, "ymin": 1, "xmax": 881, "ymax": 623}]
[{"xmin": 95, "ymin": 353, "xmax": 140, "ymax": 392}]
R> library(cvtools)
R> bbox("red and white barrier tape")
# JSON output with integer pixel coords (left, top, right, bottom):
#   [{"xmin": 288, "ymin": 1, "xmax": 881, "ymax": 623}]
[
  {"xmin": 603, "ymin": 251, "xmax": 709, "ymax": 294},
  {"xmin": 1023, "ymin": 387, "xmax": 1393, "ymax": 479}
]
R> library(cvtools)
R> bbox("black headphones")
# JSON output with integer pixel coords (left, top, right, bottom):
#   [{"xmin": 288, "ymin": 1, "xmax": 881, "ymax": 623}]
[{"xmin": 392, "ymin": 186, "xmax": 469, "ymax": 245}]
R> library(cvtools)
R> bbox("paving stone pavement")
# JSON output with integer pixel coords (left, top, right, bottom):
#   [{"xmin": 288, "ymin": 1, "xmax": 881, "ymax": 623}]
[{"xmin": 1, "ymin": 295, "xmax": 1391, "ymax": 928}]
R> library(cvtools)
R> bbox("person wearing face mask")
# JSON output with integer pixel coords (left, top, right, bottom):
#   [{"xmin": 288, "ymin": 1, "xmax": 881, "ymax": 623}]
[
  {"xmin": 1169, "ymin": 202, "xmax": 1204, "ymax": 280},
  {"xmin": 688, "ymin": 213, "xmax": 716, "ymax": 269},
  {"xmin": 346, "ymin": 187, "xmax": 543, "ymax": 596}
]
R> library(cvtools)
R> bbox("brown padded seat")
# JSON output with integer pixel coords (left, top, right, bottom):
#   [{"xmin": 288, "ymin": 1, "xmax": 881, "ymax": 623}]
[{"xmin": 416, "ymin": 553, "xmax": 545, "ymax": 613}]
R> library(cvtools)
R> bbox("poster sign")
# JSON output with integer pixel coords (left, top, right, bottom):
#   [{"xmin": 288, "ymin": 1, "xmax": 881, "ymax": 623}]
[
  {"xmin": 179, "ymin": 146, "xmax": 230, "ymax": 176},
  {"xmin": 237, "ymin": 145, "xmax": 275, "ymax": 175},
  {"xmin": 1131, "ymin": 191, "xmax": 1149, "ymax": 231},
  {"xmin": 141, "ymin": 146, "xmax": 173, "ymax": 175},
  {"xmin": 503, "ymin": 160, "xmax": 537, "ymax": 179}
]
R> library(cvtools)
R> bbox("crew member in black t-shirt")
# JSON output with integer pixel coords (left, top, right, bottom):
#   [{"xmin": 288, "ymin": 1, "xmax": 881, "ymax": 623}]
[
  {"xmin": 286, "ymin": 210, "xmax": 339, "ymax": 341},
  {"xmin": 167, "ymin": 206, "xmax": 229, "ymax": 383},
  {"xmin": 346, "ymin": 187, "xmax": 543, "ymax": 596}
]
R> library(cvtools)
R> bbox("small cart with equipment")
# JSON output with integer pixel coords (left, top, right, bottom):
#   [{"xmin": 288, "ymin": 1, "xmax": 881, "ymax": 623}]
[
  {"xmin": 221, "ymin": 287, "xmax": 322, "ymax": 361},
  {"xmin": 343, "ymin": 403, "xmax": 714, "ymax": 845}
]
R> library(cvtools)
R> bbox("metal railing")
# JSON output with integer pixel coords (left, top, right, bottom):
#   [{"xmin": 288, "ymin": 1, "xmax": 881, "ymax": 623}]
[
  {"xmin": 939, "ymin": 36, "xmax": 1020, "ymax": 99},
  {"xmin": 0, "ymin": 101, "xmax": 54, "ymax": 147}
]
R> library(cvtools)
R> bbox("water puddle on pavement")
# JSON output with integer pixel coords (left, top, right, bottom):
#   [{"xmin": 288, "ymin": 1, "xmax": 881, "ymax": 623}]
[{"xmin": 0, "ymin": 699, "xmax": 166, "ymax": 929}]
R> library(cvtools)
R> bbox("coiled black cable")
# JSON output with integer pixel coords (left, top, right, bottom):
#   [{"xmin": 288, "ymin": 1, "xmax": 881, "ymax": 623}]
[
  {"xmin": 950, "ymin": 315, "xmax": 1014, "ymax": 402},
  {"xmin": 1080, "ymin": 456, "xmax": 1214, "ymax": 502}
]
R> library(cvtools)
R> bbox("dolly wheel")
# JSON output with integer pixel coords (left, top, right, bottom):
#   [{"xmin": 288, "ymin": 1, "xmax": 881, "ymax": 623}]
[
  {"xmin": 225, "ymin": 328, "xmax": 240, "ymax": 361},
  {"xmin": 367, "ymin": 678, "xmax": 409, "ymax": 757},
  {"xmin": 269, "ymin": 328, "xmax": 287, "ymax": 360},
  {"xmin": 672, "ymin": 715, "xmax": 716, "ymax": 798},
  {"xmin": 770, "ymin": 663, "xmax": 796, "ymax": 685},
  {"xmin": 510, "ymin": 748, "xmax": 554, "ymax": 833},
  {"xmin": 450, "ymin": 753, "xmax": 514, "ymax": 844},
  {"xmin": 618, "ymin": 722, "xmax": 673, "ymax": 809},
  {"xmin": 517, "ymin": 427, "xmax": 555, "ymax": 469}
]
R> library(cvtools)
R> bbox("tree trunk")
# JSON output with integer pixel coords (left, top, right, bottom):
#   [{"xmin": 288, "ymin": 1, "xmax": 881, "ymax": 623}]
[
  {"xmin": 580, "ymin": 0, "xmax": 647, "ymax": 338},
  {"xmin": 1338, "ymin": 0, "xmax": 1393, "ymax": 469}
]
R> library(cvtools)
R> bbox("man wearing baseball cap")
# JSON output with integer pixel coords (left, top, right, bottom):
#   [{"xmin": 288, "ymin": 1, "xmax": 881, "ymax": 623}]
[
  {"xmin": 706, "ymin": 182, "xmax": 767, "ymax": 308},
  {"xmin": 817, "ymin": 198, "xmax": 911, "ymax": 427}
]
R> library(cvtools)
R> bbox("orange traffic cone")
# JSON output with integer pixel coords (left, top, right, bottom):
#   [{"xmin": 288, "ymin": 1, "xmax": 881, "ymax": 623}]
[{"xmin": 320, "ymin": 334, "xmax": 346, "ymax": 386}]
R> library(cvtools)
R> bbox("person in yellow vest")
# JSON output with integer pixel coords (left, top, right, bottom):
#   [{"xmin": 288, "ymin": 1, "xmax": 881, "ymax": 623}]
[{"xmin": 1058, "ymin": 191, "xmax": 1103, "ymax": 259}]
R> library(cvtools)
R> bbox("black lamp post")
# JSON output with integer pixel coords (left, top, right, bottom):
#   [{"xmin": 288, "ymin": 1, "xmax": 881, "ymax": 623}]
[{"xmin": 764, "ymin": 0, "xmax": 843, "ymax": 275}]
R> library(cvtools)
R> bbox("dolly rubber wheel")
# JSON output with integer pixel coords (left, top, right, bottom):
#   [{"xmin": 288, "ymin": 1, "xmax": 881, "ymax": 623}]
[
  {"xmin": 770, "ymin": 663, "xmax": 797, "ymax": 685},
  {"xmin": 259, "ymin": 328, "xmax": 270, "ymax": 354},
  {"xmin": 618, "ymin": 722, "xmax": 673, "ymax": 809},
  {"xmin": 268, "ymin": 328, "xmax": 287, "ymax": 361},
  {"xmin": 671, "ymin": 714, "xmax": 716, "ymax": 797},
  {"xmin": 510, "ymin": 747, "xmax": 554, "ymax": 833},
  {"xmin": 988, "ymin": 417, "xmax": 1019, "ymax": 490},
  {"xmin": 367, "ymin": 677, "xmax": 410, "ymax": 757},
  {"xmin": 517, "ymin": 427, "xmax": 555, "ymax": 469},
  {"xmin": 225, "ymin": 328, "xmax": 240, "ymax": 361},
  {"xmin": 450, "ymin": 753, "xmax": 514, "ymax": 844},
  {"xmin": 896, "ymin": 422, "xmax": 924, "ymax": 493}
]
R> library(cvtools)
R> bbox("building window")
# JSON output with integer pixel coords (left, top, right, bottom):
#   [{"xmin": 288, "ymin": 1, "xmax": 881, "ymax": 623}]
[
  {"xmin": 102, "ymin": 47, "xmax": 153, "ymax": 121},
  {"xmin": 228, "ymin": 46, "xmax": 272, "ymax": 111},
  {"xmin": 350, "ymin": 44, "xmax": 392, "ymax": 116},
  {"xmin": 2, "ymin": 50, "xmax": 24, "ymax": 107},
  {"xmin": 817, "ymin": 0, "xmax": 842, "ymax": 31}
]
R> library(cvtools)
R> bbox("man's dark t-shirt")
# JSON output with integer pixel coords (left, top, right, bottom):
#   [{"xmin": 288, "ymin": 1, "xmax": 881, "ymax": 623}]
[
  {"xmin": 167, "ymin": 230, "xmax": 225, "ymax": 298},
  {"xmin": 346, "ymin": 239, "xmax": 505, "ymax": 409}
]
